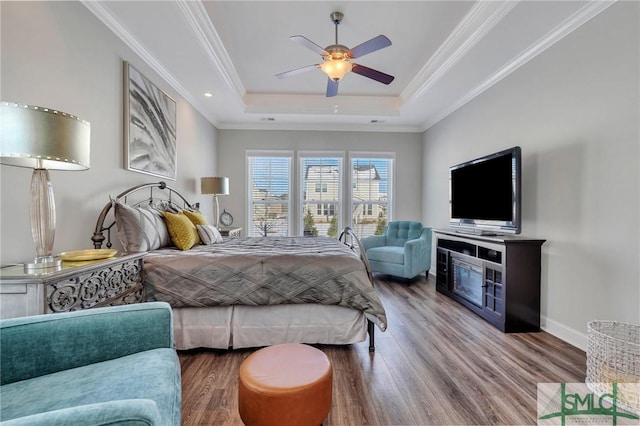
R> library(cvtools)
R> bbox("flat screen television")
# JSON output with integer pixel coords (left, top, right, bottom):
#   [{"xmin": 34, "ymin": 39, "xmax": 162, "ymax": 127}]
[{"xmin": 449, "ymin": 146, "xmax": 521, "ymax": 235}]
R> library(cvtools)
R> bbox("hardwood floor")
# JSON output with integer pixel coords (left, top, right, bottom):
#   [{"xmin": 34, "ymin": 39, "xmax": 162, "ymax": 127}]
[{"xmin": 179, "ymin": 275, "xmax": 586, "ymax": 425}]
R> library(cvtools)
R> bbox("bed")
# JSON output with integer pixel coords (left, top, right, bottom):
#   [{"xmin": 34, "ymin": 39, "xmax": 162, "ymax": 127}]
[{"xmin": 92, "ymin": 182, "xmax": 387, "ymax": 351}]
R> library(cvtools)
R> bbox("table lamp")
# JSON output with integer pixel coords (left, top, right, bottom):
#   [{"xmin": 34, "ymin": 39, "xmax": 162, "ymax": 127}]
[
  {"xmin": 0, "ymin": 101, "xmax": 90, "ymax": 272},
  {"xmin": 200, "ymin": 177, "xmax": 229, "ymax": 227}
]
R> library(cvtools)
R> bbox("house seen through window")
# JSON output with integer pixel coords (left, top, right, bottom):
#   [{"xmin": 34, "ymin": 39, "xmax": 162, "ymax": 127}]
[
  {"xmin": 351, "ymin": 157, "xmax": 393, "ymax": 238},
  {"xmin": 301, "ymin": 155, "xmax": 342, "ymax": 237}
]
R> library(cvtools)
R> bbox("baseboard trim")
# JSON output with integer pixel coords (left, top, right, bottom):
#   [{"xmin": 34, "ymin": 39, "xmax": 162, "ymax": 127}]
[
  {"xmin": 541, "ymin": 315, "xmax": 587, "ymax": 351},
  {"xmin": 426, "ymin": 271, "xmax": 587, "ymax": 351}
]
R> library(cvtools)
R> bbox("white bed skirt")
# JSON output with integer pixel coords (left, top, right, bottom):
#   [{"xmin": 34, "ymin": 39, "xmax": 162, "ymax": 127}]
[{"xmin": 172, "ymin": 304, "xmax": 368, "ymax": 350}]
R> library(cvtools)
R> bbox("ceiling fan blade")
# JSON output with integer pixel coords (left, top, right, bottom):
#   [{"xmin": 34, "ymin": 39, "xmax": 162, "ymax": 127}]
[
  {"xmin": 275, "ymin": 64, "xmax": 319, "ymax": 79},
  {"xmin": 352, "ymin": 64, "xmax": 395, "ymax": 85},
  {"xmin": 349, "ymin": 35, "xmax": 392, "ymax": 58},
  {"xmin": 290, "ymin": 35, "xmax": 329, "ymax": 56},
  {"xmin": 326, "ymin": 78, "xmax": 339, "ymax": 97}
]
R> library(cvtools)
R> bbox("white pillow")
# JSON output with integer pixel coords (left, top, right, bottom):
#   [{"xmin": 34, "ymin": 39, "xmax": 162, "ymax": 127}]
[{"xmin": 196, "ymin": 224, "xmax": 223, "ymax": 244}]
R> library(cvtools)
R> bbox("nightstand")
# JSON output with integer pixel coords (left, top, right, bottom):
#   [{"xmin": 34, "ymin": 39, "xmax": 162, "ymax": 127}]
[
  {"xmin": 219, "ymin": 227, "xmax": 242, "ymax": 237},
  {"xmin": 0, "ymin": 252, "xmax": 145, "ymax": 319}
]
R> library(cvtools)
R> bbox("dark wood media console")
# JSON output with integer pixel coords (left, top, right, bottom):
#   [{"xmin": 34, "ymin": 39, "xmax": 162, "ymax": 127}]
[{"xmin": 434, "ymin": 230, "xmax": 545, "ymax": 333}]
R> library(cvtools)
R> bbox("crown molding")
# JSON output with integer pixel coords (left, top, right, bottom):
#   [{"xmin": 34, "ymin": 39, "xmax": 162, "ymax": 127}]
[
  {"xmin": 175, "ymin": 0, "xmax": 246, "ymax": 98},
  {"xmin": 420, "ymin": 0, "xmax": 617, "ymax": 131},
  {"xmin": 80, "ymin": 1, "xmax": 220, "ymax": 127},
  {"xmin": 215, "ymin": 121, "xmax": 423, "ymax": 134},
  {"xmin": 402, "ymin": 0, "xmax": 519, "ymax": 103}
]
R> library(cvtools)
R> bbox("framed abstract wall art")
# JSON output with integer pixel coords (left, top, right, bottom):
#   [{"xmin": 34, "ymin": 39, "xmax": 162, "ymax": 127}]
[{"xmin": 123, "ymin": 61, "xmax": 177, "ymax": 180}]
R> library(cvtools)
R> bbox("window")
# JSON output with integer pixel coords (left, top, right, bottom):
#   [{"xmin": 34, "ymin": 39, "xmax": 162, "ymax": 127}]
[
  {"xmin": 314, "ymin": 183, "xmax": 328, "ymax": 193},
  {"xmin": 247, "ymin": 152, "xmax": 292, "ymax": 236},
  {"xmin": 325, "ymin": 204, "xmax": 335, "ymax": 216},
  {"xmin": 300, "ymin": 154, "xmax": 343, "ymax": 237},
  {"xmin": 350, "ymin": 155, "xmax": 393, "ymax": 238},
  {"xmin": 315, "ymin": 203, "xmax": 335, "ymax": 216}
]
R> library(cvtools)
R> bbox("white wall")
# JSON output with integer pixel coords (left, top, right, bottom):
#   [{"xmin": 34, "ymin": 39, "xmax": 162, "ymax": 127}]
[
  {"xmin": 0, "ymin": 1, "xmax": 218, "ymax": 264},
  {"xmin": 217, "ymin": 129, "xmax": 423, "ymax": 234},
  {"xmin": 422, "ymin": 2, "xmax": 639, "ymax": 349}
]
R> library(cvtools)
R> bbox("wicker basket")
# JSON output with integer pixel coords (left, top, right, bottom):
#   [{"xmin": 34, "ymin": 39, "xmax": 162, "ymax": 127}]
[{"xmin": 586, "ymin": 321, "xmax": 640, "ymax": 414}]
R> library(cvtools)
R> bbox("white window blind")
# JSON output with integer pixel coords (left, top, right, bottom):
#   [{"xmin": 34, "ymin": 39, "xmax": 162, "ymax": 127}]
[{"xmin": 247, "ymin": 154, "xmax": 292, "ymax": 236}]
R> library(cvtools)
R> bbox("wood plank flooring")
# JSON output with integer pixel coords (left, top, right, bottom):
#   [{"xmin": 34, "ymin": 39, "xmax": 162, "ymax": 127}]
[{"xmin": 179, "ymin": 275, "xmax": 586, "ymax": 425}]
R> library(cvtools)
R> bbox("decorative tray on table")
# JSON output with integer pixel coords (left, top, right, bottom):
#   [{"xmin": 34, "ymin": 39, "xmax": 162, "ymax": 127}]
[{"xmin": 60, "ymin": 249, "xmax": 118, "ymax": 262}]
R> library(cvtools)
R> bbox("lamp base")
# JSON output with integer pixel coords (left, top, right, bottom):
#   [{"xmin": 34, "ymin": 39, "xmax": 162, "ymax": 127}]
[
  {"xmin": 214, "ymin": 195, "xmax": 220, "ymax": 228},
  {"xmin": 24, "ymin": 256, "xmax": 62, "ymax": 273}
]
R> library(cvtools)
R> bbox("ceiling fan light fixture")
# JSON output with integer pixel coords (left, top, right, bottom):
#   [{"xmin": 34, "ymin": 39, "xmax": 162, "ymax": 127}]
[
  {"xmin": 320, "ymin": 59, "xmax": 352, "ymax": 81},
  {"xmin": 278, "ymin": 11, "xmax": 393, "ymax": 96}
]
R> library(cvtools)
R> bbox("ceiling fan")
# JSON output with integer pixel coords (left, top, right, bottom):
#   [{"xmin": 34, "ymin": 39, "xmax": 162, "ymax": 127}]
[{"xmin": 275, "ymin": 11, "xmax": 394, "ymax": 97}]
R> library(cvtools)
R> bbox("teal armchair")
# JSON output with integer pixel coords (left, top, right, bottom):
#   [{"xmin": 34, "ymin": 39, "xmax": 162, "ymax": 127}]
[
  {"xmin": 1, "ymin": 302, "xmax": 181, "ymax": 425},
  {"xmin": 361, "ymin": 221, "xmax": 432, "ymax": 280}
]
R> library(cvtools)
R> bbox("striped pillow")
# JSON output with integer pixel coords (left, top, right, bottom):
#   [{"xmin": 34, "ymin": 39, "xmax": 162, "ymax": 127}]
[
  {"xmin": 113, "ymin": 197, "xmax": 171, "ymax": 252},
  {"xmin": 196, "ymin": 224, "xmax": 223, "ymax": 244}
]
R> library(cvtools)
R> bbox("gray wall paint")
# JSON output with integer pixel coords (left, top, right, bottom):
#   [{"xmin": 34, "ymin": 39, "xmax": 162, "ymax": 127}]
[
  {"xmin": 217, "ymin": 130, "xmax": 423, "ymax": 235},
  {"xmin": 1, "ymin": 1, "xmax": 218, "ymax": 264},
  {"xmin": 422, "ymin": 2, "xmax": 639, "ymax": 348}
]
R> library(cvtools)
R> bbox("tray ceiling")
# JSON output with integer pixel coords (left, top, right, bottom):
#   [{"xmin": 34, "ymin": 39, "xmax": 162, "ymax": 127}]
[{"xmin": 83, "ymin": 1, "xmax": 613, "ymax": 132}]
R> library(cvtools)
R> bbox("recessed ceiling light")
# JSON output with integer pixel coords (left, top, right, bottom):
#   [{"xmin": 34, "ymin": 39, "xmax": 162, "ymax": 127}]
[
  {"xmin": 204, "ymin": 92, "xmax": 213, "ymax": 98},
  {"xmin": 370, "ymin": 119, "xmax": 385, "ymax": 123}
]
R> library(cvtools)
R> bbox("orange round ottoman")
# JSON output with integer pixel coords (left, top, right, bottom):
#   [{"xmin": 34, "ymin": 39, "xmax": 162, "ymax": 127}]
[{"xmin": 238, "ymin": 343, "xmax": 333, "ymax": 426}]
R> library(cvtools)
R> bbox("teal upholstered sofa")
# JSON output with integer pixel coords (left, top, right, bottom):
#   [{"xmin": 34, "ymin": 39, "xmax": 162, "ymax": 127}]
[
  {"xmin": 0, "ymin": 302, "xmax": 181, "ymax": 426},
  {"xmin": 361, "ymin": 221, "xmax": 432, "ymax": 280}
]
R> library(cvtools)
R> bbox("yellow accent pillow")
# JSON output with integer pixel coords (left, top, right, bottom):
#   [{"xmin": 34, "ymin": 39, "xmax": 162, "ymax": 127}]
[
  {"xmin": 162, "ymin": 211, "xmax": 201, "ymax": 250},
  {"xmin": 183, "ymin": 210, "xmax": 208, "ymax": 226}
]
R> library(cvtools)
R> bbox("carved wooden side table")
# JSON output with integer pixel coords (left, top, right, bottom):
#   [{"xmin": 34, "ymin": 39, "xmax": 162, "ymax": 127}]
[{"xmin": 0, "ymin": 252, "xmax": 145, "ymax": 319}]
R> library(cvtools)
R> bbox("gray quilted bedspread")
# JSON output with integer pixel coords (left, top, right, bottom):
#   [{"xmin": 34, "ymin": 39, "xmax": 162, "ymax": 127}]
[{"xmin": 143, "ymin": 236, "xmax": 387, "ymax": 331}]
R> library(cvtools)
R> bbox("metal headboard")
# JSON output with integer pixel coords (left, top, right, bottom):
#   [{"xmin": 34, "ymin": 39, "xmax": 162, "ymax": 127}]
[{"xmin": 91, "ymin": 181, "xmax": 196, "ymax": 249}]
